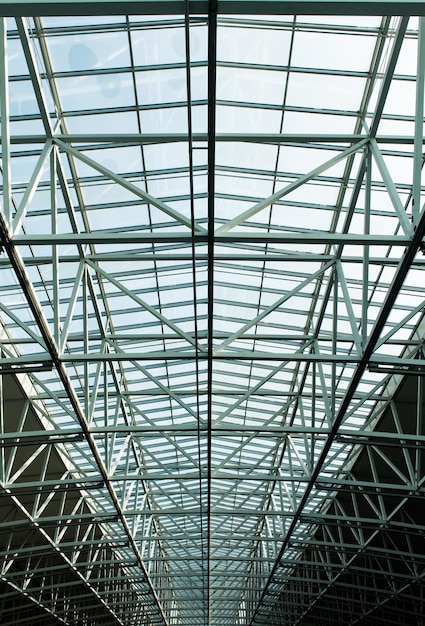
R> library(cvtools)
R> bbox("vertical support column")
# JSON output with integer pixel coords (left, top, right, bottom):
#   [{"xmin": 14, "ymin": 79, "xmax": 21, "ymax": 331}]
[
  {"xmin": 0, "ymin": 366, "xmax": 3, "ymax": 483},
  {"xmin": 416, "ymin": 363, "xmax": 423, "ymax": 484},
  {"xmin": 207, "ymin": 1, "xmax": 217, "ymax": 625},
  {"xmin": 51, "ymin": 146, "xmax": 60, "ymax": 346},
  {"xmin": 331, "ymin": 270, "xmax": 337, "ymax": 423},
  {"xmin": 83, "ymin": 263, "xmax": 89, "ymax": 423},
  {"xmin": 104, "ymin": 360, "xmax": 110, "ymax": 471},
  {"xmin": 413, "ymin": 17, "xmax": 425, "ymax": 227},
  {"xmin": 310, "ymin": 361, "xmax": 316, "ymax": 472},
  {"xmin": 0, "ymin": 18, "xmax": 11, "ymax": 227},
  {"xmin": 362, "ymin": 145, "xmax": 371, "ymax": 349}
]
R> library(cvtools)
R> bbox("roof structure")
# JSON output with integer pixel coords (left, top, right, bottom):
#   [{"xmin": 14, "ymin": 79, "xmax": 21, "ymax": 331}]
[{"xmin": 1, "ymin": 2, "xmax": 425, "ymax": 625}]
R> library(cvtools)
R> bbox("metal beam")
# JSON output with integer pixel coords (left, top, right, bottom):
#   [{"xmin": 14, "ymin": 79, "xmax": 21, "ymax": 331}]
[
  {"xmin": 12, "ymin": 232, "xmax": 411, "ymax": 245},
  {"xmin": 0, "ymin": 0, "xmax": 424, "ymax": 16},
  {"xmin": 4, "ymin": 133, "xmax": 424, "ymax": 144}
]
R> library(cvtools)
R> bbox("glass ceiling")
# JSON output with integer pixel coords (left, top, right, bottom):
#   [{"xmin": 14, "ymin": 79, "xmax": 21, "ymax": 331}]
[{"xmin": 1, "ymin": 2, "xmax": 425, "ymax": 625}]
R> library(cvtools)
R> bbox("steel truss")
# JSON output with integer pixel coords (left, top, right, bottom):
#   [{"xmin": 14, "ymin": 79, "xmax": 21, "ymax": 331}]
[{"xmin": 0, "ymin": 3, "xmax": 425, "ymax": 626}]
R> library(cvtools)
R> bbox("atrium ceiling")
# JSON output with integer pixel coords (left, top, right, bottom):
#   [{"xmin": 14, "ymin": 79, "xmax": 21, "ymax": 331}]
[{"xmin": 1, "ymin": 1, "xmax": 425, "ymax": 625}]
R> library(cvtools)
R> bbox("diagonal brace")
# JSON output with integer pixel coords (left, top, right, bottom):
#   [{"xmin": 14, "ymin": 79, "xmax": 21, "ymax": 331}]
[{"xmin": 215, "ymin": 139, "xmax": 368, "ymax": 234}]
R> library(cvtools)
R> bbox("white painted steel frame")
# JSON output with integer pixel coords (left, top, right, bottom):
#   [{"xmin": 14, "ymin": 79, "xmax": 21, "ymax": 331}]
[{"xmin": 0, "ymin": 5, "xmax": 425, "ymax": 626}]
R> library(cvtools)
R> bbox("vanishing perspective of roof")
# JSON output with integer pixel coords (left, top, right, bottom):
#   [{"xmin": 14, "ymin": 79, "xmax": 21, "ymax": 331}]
[{"xmin": 1, "ymin": 1, "xmax": 425, "ymax": 625}]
